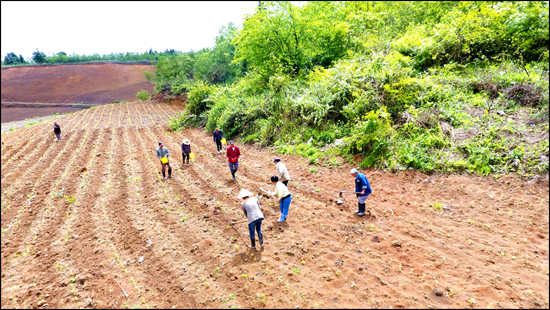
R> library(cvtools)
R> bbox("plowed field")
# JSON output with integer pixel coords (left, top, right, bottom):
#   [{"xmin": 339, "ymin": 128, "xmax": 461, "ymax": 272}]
[
  {"xmin": 1, "ymin": 63, "xmax": 154, "ymax": 104},
  {"xmin": 1, "ymin": 102, "xmax": 548, "ymax": 309}
]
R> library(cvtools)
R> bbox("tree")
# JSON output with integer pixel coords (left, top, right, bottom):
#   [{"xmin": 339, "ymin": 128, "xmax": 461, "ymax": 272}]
[
  {"xmin": 32, "ymin": 49, "xmax": 46, "ymax": 63},
  {"xmin": 3, "ymin": 52, "xmax": 19, "ymax": 65},
  {"xmin": 194, "ymin": 22, "xmax": 242, "ymax": 84},
  {"xmin": 233, "ymin": 1, "xmax": 351, "ymax": 78},
  {"xmin": 18, "ymin": 55, "xmax": 26, "ymax": 64}
]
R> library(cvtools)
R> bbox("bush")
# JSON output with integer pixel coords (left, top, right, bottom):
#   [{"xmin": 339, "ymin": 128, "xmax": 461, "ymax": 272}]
[{"xmin": 136, "ymin": 89, "xmax": 151, "ymax": 101}]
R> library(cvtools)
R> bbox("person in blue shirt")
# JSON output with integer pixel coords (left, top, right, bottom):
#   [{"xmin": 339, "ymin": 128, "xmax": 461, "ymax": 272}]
[
  {"xmin": 156, "ymin": 142, "xmax": 172, "ymax": 179},
  {"xmin": 213, "ymin": 128, "xmax": 224, "ymax": 154},
  {"xmin": 350, "ymin": 168, "xmax": 372, "ymax": 216}
]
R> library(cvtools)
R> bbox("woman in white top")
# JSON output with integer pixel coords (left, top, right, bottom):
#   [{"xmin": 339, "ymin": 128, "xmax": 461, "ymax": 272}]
[
  {"xmin": 268, "ymin": 176, "xmax": 292, "ymax": 222},
  {"xmin": 238, "ymin": 189, "xmax": 264, "ymax": 248},
  {"xmin": 274, "ymin": 158, "xmax": 290, "ymax": 186}
]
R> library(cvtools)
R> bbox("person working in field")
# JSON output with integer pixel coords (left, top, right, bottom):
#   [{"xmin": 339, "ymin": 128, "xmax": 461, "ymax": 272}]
[
  {"xmin": 226, "ymin": 140, "xmax": 240, "ymax": 180},
  {"xmin": 213, "ymin": 128, "xmax": 224, "ymax": 154},
  {"xmin": 350, "ymin": 168, "xmax": 372, "ymax": 216},
  {"xmin": 156, "ymin": 142, "xmax": 172, "ymax": 179},
  {"xmin": 273, "ymin": 158, "xmax": 290, "ymax": 186},
  {"xmin": 53, "ymin": 122, "xmax": 61, "ymax": 141},
  {"xmin": 268, "ymin": 176, "xmax": 292, "ymax": 222},
  {"xmin": 181, "ymin": 138, "xmax": 191, "ymax": 166},
  {"xmin": 238, "ymin": 189, "xmax": 264, "ymax": 249}
]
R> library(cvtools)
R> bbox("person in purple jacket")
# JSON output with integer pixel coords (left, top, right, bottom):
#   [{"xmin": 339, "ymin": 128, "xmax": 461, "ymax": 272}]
[
  {"xmin": 181, "ymin": 139, "xmax": 191, "ymax": 166},
  {"xmin": 53, "ymin": 122, "xmax": 61, "ymax": 141}
]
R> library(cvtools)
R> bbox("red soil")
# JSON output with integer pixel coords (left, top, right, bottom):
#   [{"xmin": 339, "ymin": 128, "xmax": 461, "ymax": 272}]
[
  {"xmin": 1, "ymin": 63, "xmax": 155, "ymax": 104},
  {"xmin": 1, "ymin": 107, "xmax": 86, "ymax": 123},
  {"xmin": 1, "ymin": 101, "xmax": 548, "ymax": 309}
]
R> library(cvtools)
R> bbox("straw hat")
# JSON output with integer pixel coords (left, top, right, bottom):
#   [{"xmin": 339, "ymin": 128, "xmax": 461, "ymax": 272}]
[
  {"xmin": 237, "ymin": 188, "xmax": 253, "ymax": 199},
  {"xmin": 183, "ymin": 139, "xmax": 191, "ymax": 145}
]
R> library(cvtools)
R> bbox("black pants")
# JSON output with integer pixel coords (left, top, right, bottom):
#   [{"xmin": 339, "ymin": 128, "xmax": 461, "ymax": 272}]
[
  {"xmin": 215, "ymin": 140, "xmax": 222, "ymax": 152},
  {"xmin": 182, "ymin": 153, "xmax": 189, "ymax": 164},
  {"xmin": 282, "ymin": 180, "xmax": 289, "ymax": 187}
]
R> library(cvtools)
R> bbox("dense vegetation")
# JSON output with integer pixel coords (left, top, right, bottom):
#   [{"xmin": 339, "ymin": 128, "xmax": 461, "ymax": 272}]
[
  {"xmin": 160, "ymin": 1, "xmax": 549, "ymax": 177},
  {"xmin": 1, "ymin": 49, "xmax": 182, "ymax": 67}
]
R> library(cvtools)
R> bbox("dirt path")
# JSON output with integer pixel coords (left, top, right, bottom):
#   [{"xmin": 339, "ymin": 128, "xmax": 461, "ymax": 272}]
[
  {"xmin": 1, "ymin": 101, "xmax": 548, "ymax": 309},
  {"xmin": 1, "ymin": 114, "xmax": 68, "ymax": 132}
]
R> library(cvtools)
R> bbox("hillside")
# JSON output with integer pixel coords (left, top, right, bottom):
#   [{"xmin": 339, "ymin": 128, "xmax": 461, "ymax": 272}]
[
  {"xmin": 1, "ymin": 101, "xmax": 548, "ymax": 308},
  {"xmin": 1, "ymin": 63, "xmax": 154, "ymax": 104}
]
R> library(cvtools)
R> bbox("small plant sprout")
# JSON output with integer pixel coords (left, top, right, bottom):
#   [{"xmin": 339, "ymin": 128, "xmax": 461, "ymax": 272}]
[
  {"xmin": 242, "ymin": 274, "xmax": 248, "ymax": 278},
  {"xmin": 509, "ymin": 210, "xmax": 513, "ymax": 216},
  {"xmin": 293, "ymin": 268, "xmax": 300, "ymax": 274},
  {"xmin": 370, "ymin": 225, "xmax": 375, "ymax": 231},
  {"xmin": 301, "ymin": 260, "xmax": 306, "ymax": 265},
  {"xmin": 469, "ymin": 298, "xmax": 475, "ymax": 305}
]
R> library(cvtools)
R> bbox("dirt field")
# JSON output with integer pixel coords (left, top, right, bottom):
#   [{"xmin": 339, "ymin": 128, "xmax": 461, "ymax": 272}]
[
  {"xmin": 1, "ymin": 107, "xmax": 86, "ymax": 123},
  {"xmin": 1, "ymin": 101, "xmax": 548, "ymax": 309},
  {"xmin": 1, "ymin": 63, "xmax": 155, "ymax": 104}
]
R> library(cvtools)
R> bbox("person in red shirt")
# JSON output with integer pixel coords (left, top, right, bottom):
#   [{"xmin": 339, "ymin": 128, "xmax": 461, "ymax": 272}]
[{"xmin": 226, "ymin": 140, "xmax": 240, "ymax": 180}]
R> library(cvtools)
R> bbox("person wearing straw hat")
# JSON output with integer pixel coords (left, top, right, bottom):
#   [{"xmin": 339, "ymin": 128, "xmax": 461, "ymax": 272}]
[
  {"xmin": 268, "ymin": 176, "xmax": 292, "ymax": 222},
  {"xmin": 156, "ymin": 142, "xmax": 172, "ymax": 179},
  {"xmin": 238, "ymin": 188, "xmax": 264, "ymax": 248},
  {"xmin": 181, "ymin": 138, "xmax": 191, "ymax": 166},
  {"xmin": 350, "ymin": 168, "xmax": 371, "ymax": 216},
  {"xmin": 213, "ymin": 128, "xmax": 224, "ymax": 154},
  {"xmin": 273, "ymin": 158, "xmax": 290, "ymax": 186},
  {"xmin": 226, "ymin": 140, "xmax": 240, "ymax": 180}
]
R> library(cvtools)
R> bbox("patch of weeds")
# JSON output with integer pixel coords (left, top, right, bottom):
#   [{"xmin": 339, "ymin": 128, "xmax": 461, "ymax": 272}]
[
  {"xmin": 64, "ymin": 195, "xmax": 76, "ymax": 204},
  {"xmin": 431, "ymin": 202, "xmax": 442, "ymax": 211},
  {"xmin": 310, "ymin": 167, "xmax": 318, "ymax": 173}
]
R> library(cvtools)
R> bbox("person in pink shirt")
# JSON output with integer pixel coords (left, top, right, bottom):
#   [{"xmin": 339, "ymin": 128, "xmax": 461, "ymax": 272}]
[{"xmin": 226, "ymin": 140, "xmax": 240, "ymax": 180}]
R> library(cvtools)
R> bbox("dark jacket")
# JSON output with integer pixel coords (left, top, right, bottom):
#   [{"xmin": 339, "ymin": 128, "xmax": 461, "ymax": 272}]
[
  {"xmin": 213, "ymin": 130, "xmax": 224, "ymax": 142},
  {"xmin": 54, "ymin": 124, "xmax": 61, "ymax": 134},
  {"xmin": 181, "ymin": 143, "xmax": 191, "ymax": 154},
  {"xmin": 226, "ymin": 145, "xmax": 240, "ymax": 162},
  {"xmin": 355, "ymin": 172, "xmax": 372, "ymax": 197}
]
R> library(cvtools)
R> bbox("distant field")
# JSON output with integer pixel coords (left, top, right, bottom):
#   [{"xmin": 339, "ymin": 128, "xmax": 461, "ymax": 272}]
[{"xmin": 1, "ymin": 63, "xmax": 155, "ymax": 104}]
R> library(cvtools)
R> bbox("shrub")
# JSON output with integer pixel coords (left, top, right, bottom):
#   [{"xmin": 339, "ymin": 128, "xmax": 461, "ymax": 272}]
[{"xmin": 136, "ymin": 90, "xmax": 151, "ymax": 101}]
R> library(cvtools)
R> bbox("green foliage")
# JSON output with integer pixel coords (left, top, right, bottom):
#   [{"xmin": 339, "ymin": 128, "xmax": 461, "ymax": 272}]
[
  {"xmin": 136, "ymin": 90, "xmax": 151, "ymax": 101},
  {"xmin": 4, "ymin": 52, "xmax": 20, "ymax": 65},
  {"xmin": 32, "ymin": 49, "xmax": 46, "ymax": 64},
  {"xmin": 234, "ymin": 1, "xmax": 351, "ymax": 78},
  {"xmin": 343, "ymin": 108, "xmax": 393, "ymax": 168},
  {"xmin": 194, "ymin": 23, "xmax": 243, "ymax": 84},
  {"xmin": 161, "ymin": 1, "xmax": 549, "ymax": 177}
]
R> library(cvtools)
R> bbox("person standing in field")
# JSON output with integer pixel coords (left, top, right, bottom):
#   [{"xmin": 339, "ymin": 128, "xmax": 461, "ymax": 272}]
[
  {"xmin": 273, "ymin": 158, "xmax": 290, "ymax": 186},
  {"xmin": 238, "ymin": 189, "xmax": 264, "ymax": 249},
  {"xmin": 53, "ymin": 122, "xmax": 61, "ymax": 141},
  {"xmin": 268, "ymin": 176, "xmax": 292, "ymax": 222},
  {"xmin": 226, "ymin": 140, "xmax": 240, "ymax": 180},
  {"xmin": 156, "ymin": 142, "xmax": 172, "ymax": 179},
  {"xmin": 350, "ymin": 168, "xmax": 372, "ymax": 216},
  {"xmin": 181, "ymin": 138, "xmax": 191, "ymax": 166},
  {"xmin": 213, "ymin": 128, "xmax": 224, "ymax": 154}
]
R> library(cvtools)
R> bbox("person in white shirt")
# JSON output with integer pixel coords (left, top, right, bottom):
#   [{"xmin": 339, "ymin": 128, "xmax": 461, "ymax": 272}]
[
  {"xmin": 268, "ymin": 176, "xmax": 292, "ymax": 222},
  {"xmin": 273, "ymin": 158, "xmax": 290, "ymax": 186}
]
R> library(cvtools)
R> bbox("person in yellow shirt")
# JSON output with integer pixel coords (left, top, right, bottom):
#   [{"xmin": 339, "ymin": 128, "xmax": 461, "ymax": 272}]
[{"xmin": 268, "ymin": 176, "xmax": 292, "ymax": 222}]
